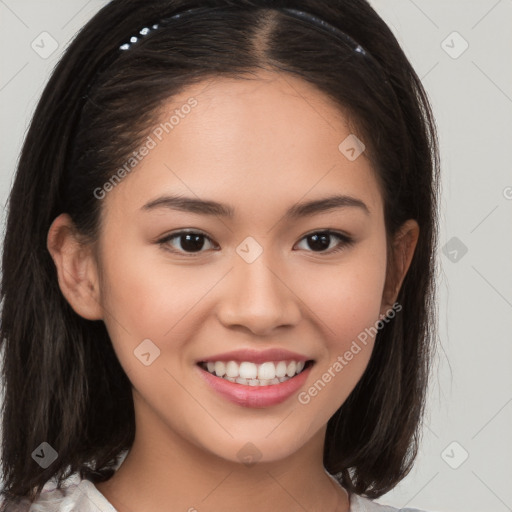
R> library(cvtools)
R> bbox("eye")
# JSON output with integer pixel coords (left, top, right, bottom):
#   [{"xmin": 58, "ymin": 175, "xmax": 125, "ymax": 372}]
[
  {"xmin": 157, "ymin": 230, "xmax": 217, "ymax": 255},
  {"xmin": 157, "ymin": 229, "xmax": 354, "ymax": 257},
  {"xmin": 295, "ymin": 230, "xmax": 354, "ymax": 254}
]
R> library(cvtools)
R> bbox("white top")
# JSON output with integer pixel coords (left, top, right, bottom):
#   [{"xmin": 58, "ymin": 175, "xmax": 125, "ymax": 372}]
[{"xmin": 1, "ymin": 474, "xmax": 427, "ymax": 512}]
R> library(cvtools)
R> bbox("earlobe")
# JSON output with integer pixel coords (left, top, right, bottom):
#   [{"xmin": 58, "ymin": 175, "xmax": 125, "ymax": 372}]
[
  {"xmin": 46, "ymin": 213, "xmax": 104, "ymax": 321},
  {"xmin": 380, "ymin": 219, "xmax": 420, "ymax": 314}
]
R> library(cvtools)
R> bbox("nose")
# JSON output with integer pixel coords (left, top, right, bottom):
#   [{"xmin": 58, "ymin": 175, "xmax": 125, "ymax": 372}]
[{"xmin": 216, "ymin": 253, "xmax": 302, "ymax": 336}]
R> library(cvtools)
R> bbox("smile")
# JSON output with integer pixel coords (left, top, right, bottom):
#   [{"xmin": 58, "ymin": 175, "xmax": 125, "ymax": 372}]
[
  {"xmin": 198, "ymin": 359, "xmax": 311, "ymax": 387},
  {"xmin": 196, "ymin": 359, "xmax": 315, "ymax": 408}
]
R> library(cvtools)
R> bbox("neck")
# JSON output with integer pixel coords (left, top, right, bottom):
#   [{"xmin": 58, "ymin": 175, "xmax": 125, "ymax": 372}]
[{"xmin": 94, "ymin": 394, "xmax": 349, "ymax": 512}]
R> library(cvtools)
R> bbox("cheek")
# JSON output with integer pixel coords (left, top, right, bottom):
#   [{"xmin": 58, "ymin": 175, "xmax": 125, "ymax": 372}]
[
  {"xmin": 97, "ymin": 249, "xmax": 221, "ymax": 390},
  {"xmin": 328, "ymin": 268, "xmax": 385, "ymax": 342},
  {"xmin": 295, "ymin": 261, "xmax": 386, "ymax": 419},
  {"xmin": 100, "ymin": 243, "xmax": 215, "ymax": 334},
  {"xmin": 296, "ymin": 248, "xmax": 387, "ymax": 348}
]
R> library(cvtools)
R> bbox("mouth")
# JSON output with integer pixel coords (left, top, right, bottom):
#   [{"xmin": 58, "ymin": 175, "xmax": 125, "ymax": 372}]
[
  {"xmin": 196, "ymin": 357, "xmax": 315, "ymax": 408},
  {"xmin": 197, "ymin": 359, "xmax": 315, "ymax": 387}
]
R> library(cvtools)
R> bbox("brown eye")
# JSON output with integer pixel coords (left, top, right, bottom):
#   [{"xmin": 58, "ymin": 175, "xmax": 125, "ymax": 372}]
[
  {"xmin": 158, "ymin": 230, "xmax": 216, "ymax": 255},
  {"xmin": 157, "ymin": 229, "xmax": 353, "ymax": 257},
  {"xmin": 295, "ymin": 230, "xmax": 354, "ymax": 254}
]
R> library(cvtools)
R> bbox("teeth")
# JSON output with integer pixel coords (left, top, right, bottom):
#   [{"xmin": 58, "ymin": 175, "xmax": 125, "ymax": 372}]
[
  {"xmin": 225, "ymin": 361, "xmax": 239, "ymax": 378},
  {"xmin": 286, "ymin": 361, "xmax": 297, "ymax": 377},
  {"xmin": 214, "ymin": 361, "xmax": 226, "ymax": 377},
  {"xmin": 258, "ymin": 362, "xmax": 275, "ymax": 380},
  {"xmin": 275, "ymin": 361, "xmax": 287, "ymax": 378},
  {"xmin": 201, "ymin": 359, "xmax": 309, "ymax": 386},
  {"xmin": 239, "ymin": 362, "xmax": 257, "ymax": 380}
]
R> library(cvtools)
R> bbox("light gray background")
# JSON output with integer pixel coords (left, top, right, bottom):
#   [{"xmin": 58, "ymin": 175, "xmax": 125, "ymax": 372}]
[{"xmin": 0, "ymin": 1, "xmax": 511, "ymax": 511}]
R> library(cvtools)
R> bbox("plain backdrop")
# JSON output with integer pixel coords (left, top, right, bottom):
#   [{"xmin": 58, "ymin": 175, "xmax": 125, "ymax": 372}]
[{"xmin": 0, "ymin": 1, "xmax": 511, "ymax": 511}]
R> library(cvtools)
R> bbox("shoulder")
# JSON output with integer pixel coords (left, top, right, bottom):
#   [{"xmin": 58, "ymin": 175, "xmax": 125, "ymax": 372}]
[
  {"xmin": 0, "ymin": 474, "xmax": 117, "ymax": 512},
  {"xmin": 350, "ymin": 493, "xmax": 428, "ymax": 512}
]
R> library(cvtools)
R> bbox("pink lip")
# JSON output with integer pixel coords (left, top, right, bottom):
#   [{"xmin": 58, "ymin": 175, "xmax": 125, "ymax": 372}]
[
  {"xmin": 196, "ymin": 362, "xmax": 313, "ymax": 408},
  {"xmin": 197, "ymin": 348, "xmax": 311, "ymax": 364}
]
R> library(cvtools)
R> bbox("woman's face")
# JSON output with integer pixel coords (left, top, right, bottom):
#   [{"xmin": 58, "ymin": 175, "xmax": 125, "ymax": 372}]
[{"xmin": 79, "ymin": 71, "xmax": 411, "ymax": 463}]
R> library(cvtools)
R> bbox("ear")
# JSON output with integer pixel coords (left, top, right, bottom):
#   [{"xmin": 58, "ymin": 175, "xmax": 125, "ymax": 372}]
[
  {"xmin": 380, "ymin": 219, "xmax": 420, "ymax": 315},
  {"xmin": 47, "ymin": 213, "xmax": 104, "ymax": 320}
]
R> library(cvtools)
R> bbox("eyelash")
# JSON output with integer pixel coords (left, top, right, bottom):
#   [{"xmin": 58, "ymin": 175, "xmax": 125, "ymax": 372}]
[{"xmin": 156, "ymin": 229, "xmax": 354, "ymax": 257}]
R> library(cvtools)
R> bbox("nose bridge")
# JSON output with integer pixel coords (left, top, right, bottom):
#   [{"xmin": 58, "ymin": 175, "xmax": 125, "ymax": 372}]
[{"xmin": 216, "ymin": 241, "xmax": 301, "ymax": 334}]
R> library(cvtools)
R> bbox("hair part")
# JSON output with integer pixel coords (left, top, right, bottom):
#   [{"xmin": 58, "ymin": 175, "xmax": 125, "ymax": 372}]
[{"xmin": 0, "ymin": 0, "xmax": 439, "ymax": 507}]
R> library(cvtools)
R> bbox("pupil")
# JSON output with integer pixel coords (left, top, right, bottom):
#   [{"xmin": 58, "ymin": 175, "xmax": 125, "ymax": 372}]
[
  {"xmin": 309, "ymin": 233, "xmax": 329, "ymax": 251},
  {"xmin": 182, "ymin": 234, "xmax": 204, "ymax": 252}
]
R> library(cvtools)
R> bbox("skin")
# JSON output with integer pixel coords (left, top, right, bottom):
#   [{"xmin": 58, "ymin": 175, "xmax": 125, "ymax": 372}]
[{"xmin": 47, "ymin": 70, "xmax": 419, "ymax": 512}]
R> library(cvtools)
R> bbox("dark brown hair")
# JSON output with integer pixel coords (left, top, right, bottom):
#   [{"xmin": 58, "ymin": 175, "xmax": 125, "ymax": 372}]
[{"xmin": 0, "ymin": 0, "xmax": 439, "ymax": 507}]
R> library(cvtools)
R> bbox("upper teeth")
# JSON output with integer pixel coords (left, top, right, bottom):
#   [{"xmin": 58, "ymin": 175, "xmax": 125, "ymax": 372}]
[{"xmin": 204, "ymin": 360, "xmax": 306, "ymax": 380}]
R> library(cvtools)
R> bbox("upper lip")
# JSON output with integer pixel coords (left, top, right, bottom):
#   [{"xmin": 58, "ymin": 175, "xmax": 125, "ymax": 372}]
[{"xmin": 197, "ymin": 348, "xmax": 313, "ymax": 364}]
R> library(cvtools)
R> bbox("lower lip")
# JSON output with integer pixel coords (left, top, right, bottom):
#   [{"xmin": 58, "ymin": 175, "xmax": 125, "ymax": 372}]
[{"xmin": 197, "ymin": 363, "xmax": 313, "ymax": 408}]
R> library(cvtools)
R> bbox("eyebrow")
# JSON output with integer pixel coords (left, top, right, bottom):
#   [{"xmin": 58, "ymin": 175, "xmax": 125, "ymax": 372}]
[{"xmin": 141, "ymin": 194, "xmax": 370, "ymax": 219}]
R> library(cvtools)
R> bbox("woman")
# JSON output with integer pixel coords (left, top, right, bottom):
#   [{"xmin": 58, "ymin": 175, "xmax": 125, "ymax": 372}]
[{"xmin": 0, "ymin": 1, "xmax": 439, "ymax": 510}]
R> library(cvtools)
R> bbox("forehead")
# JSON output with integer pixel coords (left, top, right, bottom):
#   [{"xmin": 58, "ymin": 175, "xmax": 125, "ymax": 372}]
[{"xmin": 104, "ymin": 70, "xmax": 383, "ymax": 220}]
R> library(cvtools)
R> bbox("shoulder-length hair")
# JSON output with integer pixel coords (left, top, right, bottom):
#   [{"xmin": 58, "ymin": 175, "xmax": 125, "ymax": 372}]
[{"xmin": 0, "ymin": 0, "xmax": 439, "ymax": 507}]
